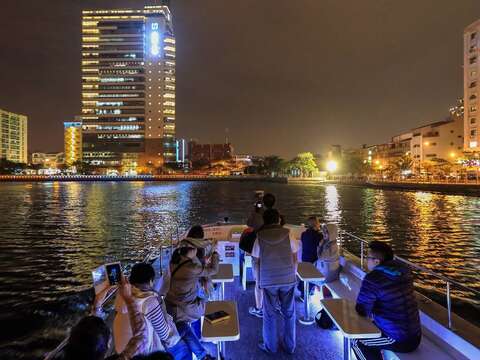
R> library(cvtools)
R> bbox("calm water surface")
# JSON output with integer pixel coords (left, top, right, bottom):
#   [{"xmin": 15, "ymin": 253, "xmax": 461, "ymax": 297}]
[{"xmin": 0, "ymin": 181, "xmax": 479, "ymax": 358}]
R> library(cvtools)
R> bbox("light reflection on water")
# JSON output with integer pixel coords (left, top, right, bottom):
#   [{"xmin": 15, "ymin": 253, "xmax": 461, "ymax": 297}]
[{"xmin": 0, "ymin": 181, "xmax": 479, "ymax": 358}]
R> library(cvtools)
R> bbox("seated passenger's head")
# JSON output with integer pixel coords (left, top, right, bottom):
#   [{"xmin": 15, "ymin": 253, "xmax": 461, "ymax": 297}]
[
  {"xmin": 187, "ymin": 225, "xmax": 204, "ymax": 239},
  {"xmin": 307, "ymin": 216, "xmax": 320, "ymax": 230},
  {"xmin": 263, "ymin": 208, "xmax": 280, "ymax": 226},
  {"xmin": 129, "ymin": 262, "xmax": 155, "ymax": 287},
  {"xmin": 171, "ymin": 246, "xmax": 197, "ymax": 264},
  {"xmin": 64, "ymin": 316, "xmax": 110, "ymax": 360},
  {"xmin": 131, "ymin": 351, "xmax": 174, "ymax": 360},
  {"xmin": 263, "ymin": 193, "xmax": 276, "ymax": 209},
  {"xmin": 367, "ymin": 241, "xmax": 394, "ymax": 271}
]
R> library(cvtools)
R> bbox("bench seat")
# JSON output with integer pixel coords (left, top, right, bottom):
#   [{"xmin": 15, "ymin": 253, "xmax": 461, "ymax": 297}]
[
  {"xmin": 325, "ymin": 264, "xmax": 456, "ymax": 360},
  {"xmin": 383, "ymin": 336, "xmax": 454, "ymax": 360}
]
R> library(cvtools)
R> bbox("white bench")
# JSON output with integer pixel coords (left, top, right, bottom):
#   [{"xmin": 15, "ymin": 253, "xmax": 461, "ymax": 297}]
[
  {"xmin": 324, "ymin": 264, "xmax": 456, "ymax": 360},
  {"xmin": 201, "ymin": 300, "xmax": 240, "ymax": 359},
  {"xmin": 382, "ymin": 335, "xmax": 454, "ymax": 360}
]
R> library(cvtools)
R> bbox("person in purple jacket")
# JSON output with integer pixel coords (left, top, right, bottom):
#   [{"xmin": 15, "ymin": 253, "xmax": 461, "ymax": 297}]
[{"xmin": 352, "ymin": 241, "xmax": 422, "ymax": 360}]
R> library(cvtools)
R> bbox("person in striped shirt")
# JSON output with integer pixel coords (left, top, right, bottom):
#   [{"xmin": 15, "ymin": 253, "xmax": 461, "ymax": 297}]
[{"xmin": 113, "ymin": 263, "xmax": 192, "ymax": 360}]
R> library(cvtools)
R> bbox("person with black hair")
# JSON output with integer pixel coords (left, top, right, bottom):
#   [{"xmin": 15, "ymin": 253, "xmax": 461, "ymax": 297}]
[
  {"xmin": 113, "ymin": 263, "xmax": 192, "ymax": 360},
  {"xmin": 352, "ymin": 241, "xmax": 422, "ymax": 360},
  {"xmin": 297, "ymin": 217, "xmax": 323, "ymax": 300},
  {"xmin": 186, "ymin": 225, "xmax": 204, "ymax": 239},
  {"xmin": 65, "ymin": 278, "xmax": 150, "ymax": 360},
  {"xmin": 166, "ymin": 245, "xmax": 218, "ymax": 360},
  {"xmin": 243, "ymin": 192, "xmax": 278, "ymax": 318},
  {"xmin": 64, "ymin": 316, "xmax": 110, "ymax": 360},
  {"xmin": 131, "ymin": 351, "xmax": 174, "ymax": 360},
  {"xmin": 251, "ymin": 208, "xmax": 298, "ymax": 354}
]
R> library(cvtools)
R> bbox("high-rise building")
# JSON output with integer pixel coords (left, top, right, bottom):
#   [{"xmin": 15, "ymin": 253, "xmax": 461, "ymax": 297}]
[
  {"xmin": 81, "ymin": 4, "xmax": 176, "ymax": 174},
  {"xmin": 64, "ymin": 121, "xmax": 83, "ymax": 166},
  {"xmin": 0, "ymin": 108, "xmax": 28, "ymax": 164},
  {"xmin": 464, "ymin": 20, "xmax": 480, "ymax": 152}
]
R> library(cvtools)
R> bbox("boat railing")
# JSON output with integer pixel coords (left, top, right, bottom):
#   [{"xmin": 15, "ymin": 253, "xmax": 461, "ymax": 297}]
[
  {"xmin": 339, "ymin": 231, "xmax": 480, "ymax": 330},
  {"xmin": 43, "ymin": 244, "xmax": 173, "ymax": 360}
]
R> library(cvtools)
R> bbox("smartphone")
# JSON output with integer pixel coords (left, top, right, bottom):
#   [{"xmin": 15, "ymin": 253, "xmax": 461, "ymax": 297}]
[
  {"xmin": 205, "ymin": 310, "xmax": 230, "ymax": 324},
  {"xmin": 91, "ymin": 265, "xmax": 108, "ymax": 295},
  {"xmin": 105, "ymin": 262, "xmax": 122, "ymax": 286},
  {"xmin": 255, "ymin": 201, "xmax": 263, "ymax": 209}
]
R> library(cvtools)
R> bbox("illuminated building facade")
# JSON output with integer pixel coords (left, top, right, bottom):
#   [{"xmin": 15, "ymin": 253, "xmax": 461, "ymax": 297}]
[
  {"xmin": 176, "ymin": 138, "xmax": 187, "ymax": 165},
  {"xmin": 0, "ymin": 108, "xmax": 28, "ymax": 164},
  {"xmin": 81, "ymin": 3, "xmax": 176, "ymax": 173},
  {"xmin": 64, "ymin": 122, "xmax": 83, "ymax": 166},
  {"xmin": 464, "ymin": 20, "xmax": 480, "ymax": 152}
]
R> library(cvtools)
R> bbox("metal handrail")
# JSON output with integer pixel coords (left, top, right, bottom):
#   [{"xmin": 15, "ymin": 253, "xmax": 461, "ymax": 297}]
[{"xmin": 339, "ymin": 231, "xmax": 480, "ymax": 329}]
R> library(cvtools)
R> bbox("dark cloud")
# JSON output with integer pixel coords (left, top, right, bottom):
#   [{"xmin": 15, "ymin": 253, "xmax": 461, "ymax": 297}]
[{"xmin": 1, "ymin": 0, "xmax": 479, "ymax": 158}]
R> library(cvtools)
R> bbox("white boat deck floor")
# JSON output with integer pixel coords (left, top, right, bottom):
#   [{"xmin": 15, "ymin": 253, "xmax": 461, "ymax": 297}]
[{"xmin": 213, "ymin": 278, "xmax": 343, "ymax": 360}]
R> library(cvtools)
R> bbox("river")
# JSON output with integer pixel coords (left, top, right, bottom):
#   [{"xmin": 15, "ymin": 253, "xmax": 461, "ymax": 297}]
[{"xmin": 0, "ymin": 181, "xmax": 479, "ymax": 358}]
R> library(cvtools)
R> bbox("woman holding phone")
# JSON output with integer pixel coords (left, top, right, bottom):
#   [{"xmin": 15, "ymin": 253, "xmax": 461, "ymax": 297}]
[
  {"xmin": 166, "ymin": 240, "xmax": 219, "ymax": 360},
  {"xmin": 113, "ymin": 263, "xmax": 192, "ymax": 360}
]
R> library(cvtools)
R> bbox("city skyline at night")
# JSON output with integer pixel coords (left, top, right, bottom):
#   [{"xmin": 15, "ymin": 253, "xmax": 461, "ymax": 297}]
[{"xmin": 1, "ymin": 0, "xmax": 480, "ymax": 159}]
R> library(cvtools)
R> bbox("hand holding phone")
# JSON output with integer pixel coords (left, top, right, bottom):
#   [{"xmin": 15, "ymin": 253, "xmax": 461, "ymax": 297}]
[{"xmin": 105, "ymin": 262, "xmax": 122, "ymax": 286}]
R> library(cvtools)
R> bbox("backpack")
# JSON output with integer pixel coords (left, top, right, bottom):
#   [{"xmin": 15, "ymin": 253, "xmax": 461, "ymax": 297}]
[
  {"xmin": 315, "ymin": 309, "xmax": 337, "ymax": 330},
  {"xmin": 239, "ymin": 228, "xmax": 256, "ymax": 254}
]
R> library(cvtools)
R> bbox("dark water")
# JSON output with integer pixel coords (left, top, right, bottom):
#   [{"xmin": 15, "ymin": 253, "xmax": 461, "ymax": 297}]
[{"xmin": 0, "ymin": 181, "xmax": 479, "ymax": 358}]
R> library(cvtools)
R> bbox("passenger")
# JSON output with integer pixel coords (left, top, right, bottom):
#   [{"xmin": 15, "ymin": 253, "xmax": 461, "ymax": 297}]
[
  {"xmin": 113, "ymin": 263, "xmax": 192, "ymax": 360},
  {"xmin": 246, "ymin": 192, "xmax": 276, "ymax": 230},
  {"xmin": 317, "ymin": 223, "xmax": 340, "ymax": 283},
  {"xmin": 65, "ymin": 278, "xmax": 149, "ymax": 360},
  {"xmin": 64, "ymin": 316, "xmax": 110, "ymax": 360},
  {"xmin": 244, "ymin": 192, "xmax": 277, "ymax": 318},
  {"xmin": 181, "ymin": 225, "xmax": 217, "ymax": 300},
  {"xmin": 131, "ymin": 352, "xmax": 174, "ymax": 360},
  {"xmin": 297, "ymin": 216, "xmax": 324, "ymax": 300},
  {"xmin": 352, "ymin": 241, "xmax": 422, "ymax": 360},
  {"xmin": 166, "ymin": 244, "xmax": 219, "ymax": 360},
  {"xmin": 251, "ymin": 208, "xmax": 298, "ymax": 354}
]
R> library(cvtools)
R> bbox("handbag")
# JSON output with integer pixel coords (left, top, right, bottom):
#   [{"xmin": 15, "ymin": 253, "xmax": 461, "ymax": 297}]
[{"xmin": 315, "ymin": 309, "xmax": 337, "ymax": 330}]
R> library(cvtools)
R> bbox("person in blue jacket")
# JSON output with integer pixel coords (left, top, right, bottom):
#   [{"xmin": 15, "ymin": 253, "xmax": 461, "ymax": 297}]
[
  {"xmin": 297, "ymin": 217, "xmax": 323, "ymax": 300},
  {"xmin": 352, "ymin": 241, "xmax": 422, "ymax": 360}
]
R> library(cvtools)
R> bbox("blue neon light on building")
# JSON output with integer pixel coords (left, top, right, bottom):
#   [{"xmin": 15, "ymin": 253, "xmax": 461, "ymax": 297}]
[{"xmin": 150, "ymin": 23, "xmax": 161, "ymax": 56}]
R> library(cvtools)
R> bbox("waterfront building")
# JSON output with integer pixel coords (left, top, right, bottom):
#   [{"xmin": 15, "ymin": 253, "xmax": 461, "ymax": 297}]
[
  {"xmin": 0, "ymin": 108, "xmax": 28, "ymax": 164},
  {"xmin": 31, "ymin": 152, "xmax": 64, "ymax": 168},
  {"xmin": 188, "ymin": 141, "xmax": 234, "ymax": 166},
  {"xmin": 410, "ymin": 116, "xmax": 463, "ymax": 173},
  {"xmin": 81, "ymin": 2, "xmax": 176, "ymax": 174},
  {"xmin": 64, "ymin": 121, "xmax": 82, "ymax": 166},
  {"xmin": 363, "ymin": 133, "xmax": 411, "ymax": 171},
  {"xmin": 464, "ymin": 20, "xmax": 480, "ymax": 152}
]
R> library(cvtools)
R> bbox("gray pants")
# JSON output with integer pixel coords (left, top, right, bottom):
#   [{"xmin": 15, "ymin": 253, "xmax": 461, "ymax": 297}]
[{"xmin": 262, "ymin": 285, "xmax": 296, "ymax": 353}]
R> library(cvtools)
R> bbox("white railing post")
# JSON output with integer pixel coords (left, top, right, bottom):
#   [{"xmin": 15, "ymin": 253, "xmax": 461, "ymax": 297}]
[
  {"xmin": 360, "ymin": 241, "xmax": 364, "ymax": 269},
  {"xmin": 447, "ymin": 281, "xmax": 452, "ymax": 329}
]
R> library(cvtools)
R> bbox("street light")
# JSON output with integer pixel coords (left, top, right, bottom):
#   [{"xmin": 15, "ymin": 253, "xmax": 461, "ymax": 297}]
[{"xmin": 326, "ymin": 160, "xmax": 338, "ymax": 172}]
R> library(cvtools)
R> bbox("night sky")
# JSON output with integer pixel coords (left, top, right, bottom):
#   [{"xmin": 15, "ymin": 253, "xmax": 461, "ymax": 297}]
[{"xmin": 1, "ymin": 0, "xmax": 480, "ymax": 158}]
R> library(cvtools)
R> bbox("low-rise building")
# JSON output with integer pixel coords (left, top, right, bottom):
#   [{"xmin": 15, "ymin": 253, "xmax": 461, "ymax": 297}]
[
  {"xmin": 31, "ymin": 152, "xmax": 64, "ymax": 168},
  {"xmin": 410, "ymin": 116, "xmax": 463, "ymax": 172},
  {"xmin": 188, "ymin": 141, "xmax": 233, "ymax": 165}
]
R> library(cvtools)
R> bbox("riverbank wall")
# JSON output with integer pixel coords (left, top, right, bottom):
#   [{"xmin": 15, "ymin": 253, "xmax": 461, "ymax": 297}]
[
  {"xmin": 365, "ymin": 180, "xmax": 480, "ymax": 195},
  {"xmin": 0, "ymin": 174, "xmax": 288, "ymax": 183},
  {"xmin": 288, "ymin": 176, "xmax": 480, "ymax": 195}
]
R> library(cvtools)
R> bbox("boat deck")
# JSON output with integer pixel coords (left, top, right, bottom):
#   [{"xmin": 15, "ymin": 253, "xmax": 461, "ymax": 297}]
[{"xmin": 212, "ymin": 278, "xmax": 343, "ymax": 360}]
